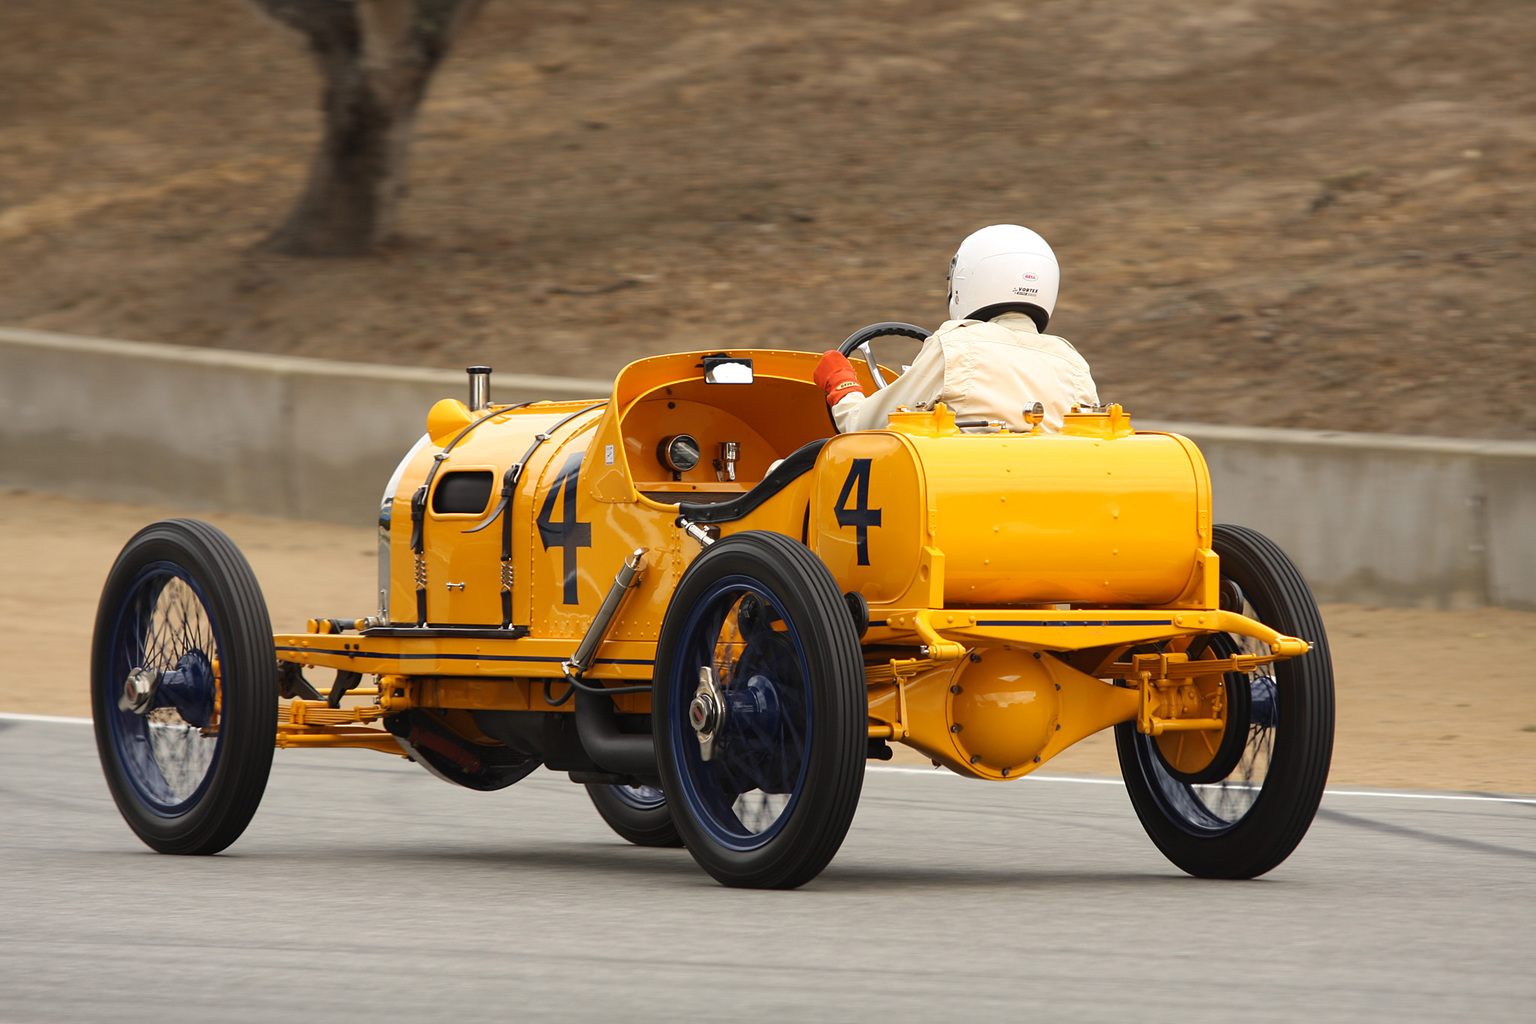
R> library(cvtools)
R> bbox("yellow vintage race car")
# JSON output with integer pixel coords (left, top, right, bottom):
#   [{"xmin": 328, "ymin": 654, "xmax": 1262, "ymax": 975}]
[{"xmin": 91, "ymin": 324, "xmax": 1334, "ymax": 889}]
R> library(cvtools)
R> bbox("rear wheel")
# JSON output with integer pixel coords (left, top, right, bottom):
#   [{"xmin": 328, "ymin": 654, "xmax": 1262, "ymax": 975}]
[
  {"xmin": 1116, "ymin": 524, "xmax": 1334, "ymax": 878},
  {"xmin": 585, "ymin": 784, "xmax": 684, "ymax": 847},
  {"xmin": 91, "ymin": 520, "xmax": 278, "ymax": 855},
  {"xmin": 654, "ymin": 531, "xmax": 866, "ymax": 889}
]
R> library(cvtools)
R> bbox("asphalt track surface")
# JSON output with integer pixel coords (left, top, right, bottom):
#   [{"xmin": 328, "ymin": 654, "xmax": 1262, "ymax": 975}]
[{"xmin": 3, "ymin": 716, "xmax": 1534, "ymax": 1023}]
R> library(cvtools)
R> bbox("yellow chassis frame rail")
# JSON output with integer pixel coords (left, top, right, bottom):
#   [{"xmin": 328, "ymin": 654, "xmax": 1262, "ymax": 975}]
[
  {"xmin": 877, "ymin": 607, "xmax": 1309, "ymax": 658},
  {"xmin": 272, "ymin": 608, "xmax": 1305, "ymax": 678},
  {"xmin": 272, "ymin": 633, "xmax": 657, "ymax": 680},
  {"xmin": 271, "ymin": 608, "xmax": 1309, "ymax": 761}
]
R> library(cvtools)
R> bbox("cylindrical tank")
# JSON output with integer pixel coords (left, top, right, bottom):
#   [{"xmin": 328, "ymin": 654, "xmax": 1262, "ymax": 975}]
[
  {"xmin": 920, "ymin": 432, "xmax": 1208, "ymax": 606},
  {"xmin": 813, "ymin": 429, "xmax": 1209, "ymax": 608}
]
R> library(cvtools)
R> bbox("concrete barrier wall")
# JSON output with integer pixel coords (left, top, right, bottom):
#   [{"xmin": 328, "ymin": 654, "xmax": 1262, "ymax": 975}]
[
  {"xmin": 3, "ymin": 326, "xmax": 1532, "ymax": 610},
  {"xmin": 1137, "ymin": 421, "xmax": 1536, "ymax": 611},
  {"xmin": 0, "ymin": 327, "xmax": 608, "ymax": 525}
]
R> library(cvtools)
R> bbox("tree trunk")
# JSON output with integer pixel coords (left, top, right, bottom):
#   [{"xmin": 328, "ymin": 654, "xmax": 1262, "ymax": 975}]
[{"xmin": 251, "ymin": 0, "xmax": 489, "ymax": 256}]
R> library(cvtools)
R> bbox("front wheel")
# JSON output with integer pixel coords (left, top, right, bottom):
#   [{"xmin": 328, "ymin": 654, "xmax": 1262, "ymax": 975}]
[
  {"xmin": 91, "ymin": 520, "xmax": 278, "ymax": 855},
  {"xmin": 1116, "ymin": 524, "xmax": 1335, "ymax": 878},
  {"xmin": 654, "ymin": 531, "xmax": 866, "ymax": 889}
]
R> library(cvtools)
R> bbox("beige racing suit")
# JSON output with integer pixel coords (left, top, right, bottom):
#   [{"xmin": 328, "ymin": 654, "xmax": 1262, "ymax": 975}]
[{"xmin": 831, "ymin": 312, "xmax": 1099, "ymax": 433}]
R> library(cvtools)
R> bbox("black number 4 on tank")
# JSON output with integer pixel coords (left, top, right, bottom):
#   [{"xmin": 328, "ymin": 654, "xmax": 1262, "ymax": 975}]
[
  {"xmin": 537, "ymin": 450, "xmax": 592, "ymax": 604},
  {"xmin": 833, "ymin": 459, "xmax": 882, "ymax": 566}
]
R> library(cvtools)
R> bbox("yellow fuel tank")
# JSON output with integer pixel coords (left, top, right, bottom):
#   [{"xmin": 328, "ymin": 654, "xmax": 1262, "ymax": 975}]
[{"xmin": 811, "ymin": 410, "xmax": 1211, "ymax": 608}]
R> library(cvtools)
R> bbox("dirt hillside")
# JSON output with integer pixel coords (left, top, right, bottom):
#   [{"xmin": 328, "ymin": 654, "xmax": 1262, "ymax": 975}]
[{"xmin": 2, "ymin": 0, "xmax": 1532, "ymax": 437}]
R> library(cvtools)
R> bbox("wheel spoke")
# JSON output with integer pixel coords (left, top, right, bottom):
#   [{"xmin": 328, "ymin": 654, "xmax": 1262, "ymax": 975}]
[
  {"xmin": 672, "ymin": 581, "xmax": 813, "ymax": 847},
  {"xmin": 105, "ymin": 565, "xmax": 223, "ymax": 812}
]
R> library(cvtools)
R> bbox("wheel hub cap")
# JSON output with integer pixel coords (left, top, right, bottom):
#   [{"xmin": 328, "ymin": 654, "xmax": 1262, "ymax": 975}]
[
  {"xmin": 690, "ymin": 665, "xmax": 726, "ymax": 761},
  {"xmin": 117, "ymin": 650, "xmax": 217, "ymax": 727},
  {"xmin": 118, "ymin": 667, "xmax": 161, "ymax": 714}
]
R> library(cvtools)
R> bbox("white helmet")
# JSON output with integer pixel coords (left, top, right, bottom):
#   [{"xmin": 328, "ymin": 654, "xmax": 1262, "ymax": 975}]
[{"xmin": 947, "ymin": 224, "xmax": 1060, "ymax": 330}]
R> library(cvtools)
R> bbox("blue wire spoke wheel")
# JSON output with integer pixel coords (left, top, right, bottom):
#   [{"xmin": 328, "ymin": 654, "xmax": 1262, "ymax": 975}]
[
  {"xmin": 655, "ymin": 531, "xmax": 865, "ymax": 889},
  {"xmin": 92, "ymin": 520, "xmax": 278, "ymax": 855},
  {"xmin": 104, "ymin": 569, "xmax": 222, "ymax": 812},
  {"xmin": 675, "ymin": 582, "xmax": 808, "ymax": 842},
  {"xmin": 585, "ymin": 782, "xmax": 684, "ymax": 848},
  {"xmin": 1116, "ymin": 524, "xmax": 1335, "ymax": 879}
]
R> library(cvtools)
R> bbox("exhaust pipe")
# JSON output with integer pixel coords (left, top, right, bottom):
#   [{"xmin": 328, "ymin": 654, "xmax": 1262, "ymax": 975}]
[
  {"xmin": 568, "ymin": 550, "xmax": 658, "ymax": 777},
  {"xmin": 575, "ymin": 689, "xmax": 656, "ymax": 778}
]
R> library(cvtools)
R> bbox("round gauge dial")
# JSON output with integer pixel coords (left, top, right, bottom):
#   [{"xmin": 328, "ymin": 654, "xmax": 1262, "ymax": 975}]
[{"xmin": 658, "ymin": 434, "xmax": 701, "ymax": 474}]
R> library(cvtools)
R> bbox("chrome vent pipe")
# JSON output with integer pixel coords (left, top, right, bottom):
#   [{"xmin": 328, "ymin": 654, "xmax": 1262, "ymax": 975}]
[{"xmin": 467, "ymin": 365, "xmax": 491, "ymax": 411}]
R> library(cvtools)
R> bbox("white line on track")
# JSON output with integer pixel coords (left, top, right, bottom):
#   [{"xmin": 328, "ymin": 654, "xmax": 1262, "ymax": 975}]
[
  {"xmin": 868, "ymin": 764, "xmax": 1536, "ymax": 805},
  {"xmin": 0, "ymin": 711, "xmax": 92, "ymax": 725},
  {"xmin": 6, "ymin": 712, "xmax": 1532, "ymax": 805}
]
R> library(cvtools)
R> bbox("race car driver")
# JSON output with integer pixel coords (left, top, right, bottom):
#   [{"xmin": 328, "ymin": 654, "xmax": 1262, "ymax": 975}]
[{"xmin": 814, "ymin": 224, "xmax": 1099, "ymax": 433}]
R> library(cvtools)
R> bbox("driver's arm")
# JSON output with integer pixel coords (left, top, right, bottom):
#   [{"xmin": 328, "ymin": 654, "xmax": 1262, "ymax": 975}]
[{"xmin": 825, "ymin": 338, "xmax": 946, "ymax": 433}]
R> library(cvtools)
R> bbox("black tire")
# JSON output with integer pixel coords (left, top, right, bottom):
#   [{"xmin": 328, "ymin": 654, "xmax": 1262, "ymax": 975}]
[
  {"xmin": 585, "ymin": 784, "xmax": 684, "ymax": 847},
  {"xmin": 1116, "ymin": 524, "xmax": 1335, "ymax": 878},
  {"xmin": 91, "ymin": 520, "xmax": 278, "ymax": 855},
  {"xmin": 654, "ymin": 531, "xmax": 866, "ymax": 889}
]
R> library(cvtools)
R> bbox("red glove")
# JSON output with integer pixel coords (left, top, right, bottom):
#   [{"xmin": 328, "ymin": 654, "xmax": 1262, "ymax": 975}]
[{"xmin": 814, "ymin": 351, "xmax": 865, "ymax": 407}]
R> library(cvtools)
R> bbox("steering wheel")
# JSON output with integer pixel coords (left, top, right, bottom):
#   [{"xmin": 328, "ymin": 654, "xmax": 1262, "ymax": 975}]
[{"xmin": 836, "ymin": 322, "xmax": 931, "ymax": 391}]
